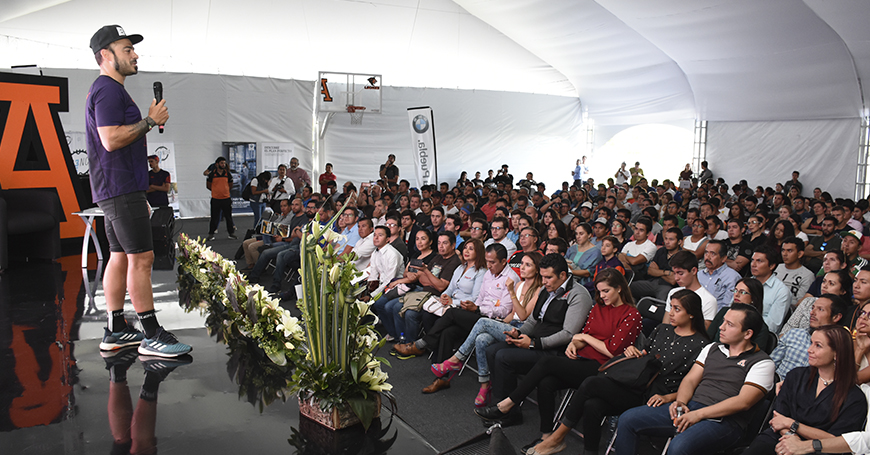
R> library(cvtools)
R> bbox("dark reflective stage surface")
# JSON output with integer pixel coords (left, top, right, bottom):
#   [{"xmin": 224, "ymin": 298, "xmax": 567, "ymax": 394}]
[{"xmin": 0, "ymin": 258, "xmax": 435, "ymax": 454}]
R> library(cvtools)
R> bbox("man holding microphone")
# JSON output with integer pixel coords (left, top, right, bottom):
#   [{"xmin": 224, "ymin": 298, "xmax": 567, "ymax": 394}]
[{"xmin": 87, "ymin": 25, "xmax": 191, "ymax": 358}]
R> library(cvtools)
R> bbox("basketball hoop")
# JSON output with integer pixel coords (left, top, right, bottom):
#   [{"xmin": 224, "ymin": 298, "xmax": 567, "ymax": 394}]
[{"xmin": 347, "ymin": 105, "xmax": 366, "ymax": 125}]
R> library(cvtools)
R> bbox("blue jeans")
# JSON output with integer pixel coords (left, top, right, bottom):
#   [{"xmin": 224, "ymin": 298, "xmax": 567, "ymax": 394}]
[
  {"xmin": 401, "ymin": 309, "xmax": 422, "ymax": 343},
  {"xmin": 248, "ymin": 241, "xmax": 293, "ymax": 281},
  {"xmin": 250, "ymin": 201, "xmax": 265, "ymax": 228},
  {"xmin": 373, "ymin": 296, "xmax": 403, "ymax": 338},
  {"xmin": 271, "ymin": 240, "xmax": 301, "ymax": 291},
  {"xmin": 453, "ymin": 318, "xmax": 513, "ymax": 383},
  {"xmin": 615, "ymin": 400, "xmax": 743, "ymax": 455}
]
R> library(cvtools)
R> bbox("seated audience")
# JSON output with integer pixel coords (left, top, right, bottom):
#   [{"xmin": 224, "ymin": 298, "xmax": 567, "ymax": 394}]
[
  {"xmin": 429, "ymin": 252, "xmax": 544, "ymax": 406},
  {"xmin": 770, "ymin": 294, "xmax": 847, "ymax": 380},
  {"xmin": 484, "ymin": 216, "xmax": 517, "ymax": 257},
  {"xmin": 392, "ymin": 241, "xmax": 500, "ymax": 364},
  {"xmin": 351, "ymin": 218, "xmax": 376, "ymax": 270},
  {"xmin": 372, "ymin": 232, "xmax": 461, "ymax": 342},
  {"xmin": 475, "ymin": 254, "xmax": 594, "ymax": 420},
  {"xmin": 617, "ymin": 216, "xmax": 656, "ymax": 275},
  {"xmin": 363, "ymin": 226, "xmax": 405, "ymax": 303},
  {"xmin": 508, "ymin": 226, "xmax": 541, "ymax": 275},
  {"xmin": 723, "ymin": 219, "xmax": 753, "ymax": 276},
  {"xmin": 699, "ymin": 239, "xmax": 742, "ymax": 311},
  {"xmin": 707, "ymin": 278, "xmax": 774, "ymax": 353},
  {"xmin": 243, "ymin": 198, "xmax": 308, "ymax": 277},
  {"xmin": 781, "ymin": 269, "xmax": 851, "ymax": 334},
  {"xmin": 682, "ymin": 217, "xmax": 709, "ymax": 268},
  {"xmin": 609, "ymin": 218, "xmax": 629, "ymax": 251},
  {"xmin": 565, "ymin": 223, "xmax": 602, "ymax": 287},
  {"xmin": 806, "ymin": 250, "xmax": 846, "ymax": 297},
  {"xmin": 745, "ymin": 325, "xmax": 866, "ymax": 454},
  {"xmin": 528, "ymin": 289, "xmax": 710, "ymax": 455},
  {"xmin": 475, "ymin": 268, "xmax": 640, "ymax": 432},
  {"xmin": 774, "ymin": 237, "xmax": 814, "ymax": 306},
  {"xmin": 804, "ymin": 217, "xmax": 842, "ymax": 273},
  {"xmin": 615, "ymin": 304, "xmax": 774, "ymax": 455},
  {"xmin": 752, "ymin": 245, "xmax": 791, "ymax": 333}
]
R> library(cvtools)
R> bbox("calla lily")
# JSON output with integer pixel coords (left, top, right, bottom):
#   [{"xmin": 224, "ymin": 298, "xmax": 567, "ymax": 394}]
[{"xmin": 266, "ymin": 350, "xmax": 287, "ymax": 366}]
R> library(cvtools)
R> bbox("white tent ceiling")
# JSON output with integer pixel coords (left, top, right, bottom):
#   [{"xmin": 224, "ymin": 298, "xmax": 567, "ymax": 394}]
[{"xmin": 2, "ymin": 0, "xmax": 869, "ymax": 126}]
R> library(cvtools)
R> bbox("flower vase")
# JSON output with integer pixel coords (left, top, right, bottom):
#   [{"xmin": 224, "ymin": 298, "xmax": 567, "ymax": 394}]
[{"xmin": 297, "ymin": 394, "xmax": 381, "ymax": 431}]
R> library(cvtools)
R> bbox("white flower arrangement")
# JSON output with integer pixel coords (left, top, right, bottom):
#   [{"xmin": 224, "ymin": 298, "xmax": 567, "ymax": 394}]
[{"xmin": 176, "ymin": 211, "xmax": 392, "ymax": 431}]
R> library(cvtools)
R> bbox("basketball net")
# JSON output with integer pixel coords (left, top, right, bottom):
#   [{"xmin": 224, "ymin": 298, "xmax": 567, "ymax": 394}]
[{"xmin": 347, "ymin": 105, "xmax": 366, "ymax": 125}]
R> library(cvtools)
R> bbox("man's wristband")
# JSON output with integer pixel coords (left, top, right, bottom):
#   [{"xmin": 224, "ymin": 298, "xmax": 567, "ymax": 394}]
[{"xmin": 144, "ymin": 116, "xmax": 157, "ymax": 130}]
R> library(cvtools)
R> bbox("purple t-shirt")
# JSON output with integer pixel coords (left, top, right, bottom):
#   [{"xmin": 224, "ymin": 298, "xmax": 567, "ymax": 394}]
[{"xmin": 86, "ymin": 75, "xmax": 148, "ymax": 202}]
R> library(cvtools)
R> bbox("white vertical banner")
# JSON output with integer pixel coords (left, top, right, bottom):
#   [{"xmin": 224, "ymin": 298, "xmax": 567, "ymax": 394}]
[
  {"xmin": 148, "ymin": 142, "xmax": 181, "ymax": 214},
  {"xmin": 407, "ymin": 106, "xmax": 438, "ymax": 188},
  {"xmin": 261, "ymin": 142, "xmax": 295, "ymax": 172}
]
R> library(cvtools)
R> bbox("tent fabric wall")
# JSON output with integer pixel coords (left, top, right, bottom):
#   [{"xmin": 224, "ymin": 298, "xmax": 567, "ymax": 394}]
[
  {"xmin": 43, "ymin": 68, "xmax": 582, "ymax": 218},
  {"xmin": 49, "ymin": 69, "xmax": 314, "ymax": 218},
  {"xmin": 323, "ymin": 87, "xmax": 584, "ymax": 191},
  {"xmin": 706, "ymin": 119, "xmax": 859, "ymax": 199}
]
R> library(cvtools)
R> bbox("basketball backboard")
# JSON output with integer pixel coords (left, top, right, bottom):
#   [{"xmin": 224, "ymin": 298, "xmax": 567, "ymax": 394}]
[{"xmin": 316, "ymin": 71, "xmax": 382, "ymax": 114}]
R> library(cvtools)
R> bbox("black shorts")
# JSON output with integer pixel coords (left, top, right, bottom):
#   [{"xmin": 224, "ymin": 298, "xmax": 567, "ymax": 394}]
[{"xmin": 97, "ymin": 192, "xmax": 154, "ymax": 254}]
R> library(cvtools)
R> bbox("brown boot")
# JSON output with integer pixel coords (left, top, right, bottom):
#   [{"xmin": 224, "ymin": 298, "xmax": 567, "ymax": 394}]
[{"xmin": 422, "ymin": 377, "xmax": 451, "ymax": 394}]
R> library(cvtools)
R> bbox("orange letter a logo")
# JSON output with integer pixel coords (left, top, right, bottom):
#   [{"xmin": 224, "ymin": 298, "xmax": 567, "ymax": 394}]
[{"xmin": 320, "ymin": 78, "xmax": 332, "ymax": 102}]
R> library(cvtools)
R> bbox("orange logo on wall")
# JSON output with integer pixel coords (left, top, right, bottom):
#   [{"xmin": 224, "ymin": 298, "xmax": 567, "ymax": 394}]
[{"xmin": 0, "ymin": 72, "xmax": 87, "ymax": 239}]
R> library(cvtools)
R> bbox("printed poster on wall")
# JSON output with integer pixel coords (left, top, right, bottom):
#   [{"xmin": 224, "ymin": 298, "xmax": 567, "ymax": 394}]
[
  {"xmin": 222, "ymin": 142, "xmax": 257, "ymax": 211},
  {"xmin": 147, "ymin": 142, "xmax": 181, "ymax": 214},
  {"xmin": 261, "ymin": 142, "xmax": 295, "ymax": 173},
  {"xmin": 65, "ymin": 131, "xmax": 88, "ymax": 176}
]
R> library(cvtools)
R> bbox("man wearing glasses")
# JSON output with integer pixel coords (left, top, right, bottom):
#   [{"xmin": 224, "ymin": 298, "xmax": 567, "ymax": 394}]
[
  {"xmin": 484, "ymin": 217, "xmax": 517, "ymax": 257},
  {"xmin": 805, "ymin": 216, "xmax": 842, "ymax": 272},
  {"xmin": 509, "ymin": 227, "xmax": 540, "ymax": 275}
]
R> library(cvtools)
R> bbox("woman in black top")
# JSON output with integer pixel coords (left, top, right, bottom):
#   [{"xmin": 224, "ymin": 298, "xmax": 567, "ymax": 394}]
[
  {"xmin": 744, "ymin": 325, "xmax": 867, "ymax": 455},
  {"xmin": 527, "ymin": 289, "xmax": 710, "ymax": 455},
  {"xmin": 746, "ymin": 215, "xmax": 767, "ymax": 250}
]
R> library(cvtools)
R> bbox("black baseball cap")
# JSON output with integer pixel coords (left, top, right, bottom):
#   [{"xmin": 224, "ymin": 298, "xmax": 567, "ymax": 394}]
[{"xmin": 90, "ymin": 25, "xmax": 143, "ymax": 54}]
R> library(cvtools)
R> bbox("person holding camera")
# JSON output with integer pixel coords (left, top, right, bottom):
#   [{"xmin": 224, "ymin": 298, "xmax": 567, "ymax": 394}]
[
  {"xmin": 268, "ymin": 164, "xmax": 295, "ymax": 212},
  {"xmin": 379, "ymin": 154, "xmax": 399, "ymax": 186}
]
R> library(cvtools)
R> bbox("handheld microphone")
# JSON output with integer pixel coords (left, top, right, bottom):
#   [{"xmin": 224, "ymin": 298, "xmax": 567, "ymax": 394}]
[{"xmin": 153, "ymin": 81, "xmax": 164, "ymax": 133}]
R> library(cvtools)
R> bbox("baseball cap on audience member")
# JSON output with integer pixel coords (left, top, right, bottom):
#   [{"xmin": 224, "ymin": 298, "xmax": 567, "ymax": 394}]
[
  {"xmin": 842, "ymin": 230, "xmax": 863, "ymax": 242},
  {"xmin": 461, "ymin": 204, "xmax": 475, "ymax": 215},
  {"xmin": 593, "ymin": 217, "xmax": 608, "ymax": 226},
  {"xmin": 90, "ymin": 25, "xmax": 143, "ymax": 54},
  {"xmin": 581, "ymin": 202, "xmax": 593, "ymax": 210}
]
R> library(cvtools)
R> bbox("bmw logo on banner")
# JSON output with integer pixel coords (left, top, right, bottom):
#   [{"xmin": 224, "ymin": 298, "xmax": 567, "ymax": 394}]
[
  {"xmin": 412, "ymin": 114, "xmax": 429, "ymax": 134},
  {"xmin": 407, "ymin": 107, "xmax": 437, "ymax": 187}
]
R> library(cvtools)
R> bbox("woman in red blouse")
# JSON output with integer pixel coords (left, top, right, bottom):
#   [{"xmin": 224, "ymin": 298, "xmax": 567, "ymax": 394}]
[{"xmin": 475, "ymin": 268, "xmax": 642, "ymax": 440}]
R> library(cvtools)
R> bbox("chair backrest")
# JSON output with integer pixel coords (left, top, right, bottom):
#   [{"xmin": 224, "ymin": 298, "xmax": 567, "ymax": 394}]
[
  {"xmin": 729, "ymin": 386, "xmax": 778, "ymax": 452},
  {"xmin": 624, "ymin": 268, "xmax": 635, "ymax": 285}
]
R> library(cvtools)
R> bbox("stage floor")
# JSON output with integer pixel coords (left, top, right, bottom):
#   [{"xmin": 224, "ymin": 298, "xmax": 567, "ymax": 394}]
[
  {"xmin": 0, "ymin": 220, "xmax": 617, "ymax": 454},
  {"xmin": 0, "ymin": 273, "xmax": 437, "ymax": 455}
]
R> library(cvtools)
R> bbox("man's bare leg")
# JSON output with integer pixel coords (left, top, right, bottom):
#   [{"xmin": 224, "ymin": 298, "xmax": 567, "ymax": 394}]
[
  {"xmin": 127, "ymin": 251, "xmax": 155, "ymax": 313},
  {"xmin": 104, "ymin": 251, "xmax": 129, "ymax": 313}
]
